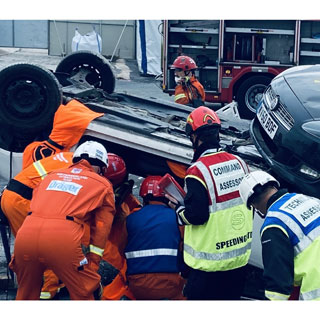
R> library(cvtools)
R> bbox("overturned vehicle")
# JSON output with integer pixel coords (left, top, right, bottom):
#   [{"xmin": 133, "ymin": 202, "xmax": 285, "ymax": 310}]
[{"xmin": 0, "ymin": 51, "xmax": 283, "ymax": 299}]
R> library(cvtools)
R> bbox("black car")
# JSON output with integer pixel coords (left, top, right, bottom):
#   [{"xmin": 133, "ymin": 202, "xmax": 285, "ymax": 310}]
[{"xmin": 251, "ymin": 64, "xmax": 320, "ymax": 197}]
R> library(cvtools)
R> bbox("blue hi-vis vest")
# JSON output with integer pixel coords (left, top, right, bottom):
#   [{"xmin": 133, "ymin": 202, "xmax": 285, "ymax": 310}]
[
  {"xmin": 125, "ymin": 204, "xmax": 182, "ymax": 275},
  {"xmin": 261, "ymin": 192, "xmax": 320, "ymax": 300}
]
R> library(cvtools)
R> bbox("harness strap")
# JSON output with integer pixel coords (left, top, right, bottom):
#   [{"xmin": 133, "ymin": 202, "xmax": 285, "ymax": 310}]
[
  {"xmin": 47, "ymin": 138, "xmax": 64, "ymax": 150},
  {"xmin": 6, "ymin": 179, "xmax": 33, "ymax": 200}
]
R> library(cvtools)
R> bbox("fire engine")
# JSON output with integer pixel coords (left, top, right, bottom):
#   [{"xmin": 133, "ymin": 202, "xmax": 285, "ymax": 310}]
[{"xmin": 162, "ymin": 20, "xmax": 320, "ymax": 119}]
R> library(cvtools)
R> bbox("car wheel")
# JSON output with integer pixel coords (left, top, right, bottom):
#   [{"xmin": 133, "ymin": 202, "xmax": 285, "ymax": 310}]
[
  {"xmin": 0, "ymin": 63, "xmax": 62, "ymax": 152},
  {"xmin": 236, "ymin": 76, "xmax": 271, "ymax": 120},
  {"xmin": 55, "ymin": 50, "xmax": 116, "ymax": 94}
]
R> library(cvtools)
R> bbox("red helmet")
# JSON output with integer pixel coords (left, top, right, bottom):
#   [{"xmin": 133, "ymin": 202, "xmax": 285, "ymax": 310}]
[
  {"xmin": 172, "ymin": 55, "xmax": 197, "ymax": 71},
  {"xmin": 185, "ymin": 106, "xmax": 221, "ymax": 136},
  {"xmin": 139, "ymin": 176, "xmax": 165, "ymax": 198},
  {"xmin": 103, "ymin": 153, "xmax": 127, "ymax": 186}
]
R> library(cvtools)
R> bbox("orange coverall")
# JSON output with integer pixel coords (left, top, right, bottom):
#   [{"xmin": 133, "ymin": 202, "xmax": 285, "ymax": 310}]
[
  {"xmin": 10, "ymin": 160, "xmax": 115, "ymax": 300},
  {"xmin": 1, "ymin": 152, "xmax": 75, "ymax": 299},
  {"xmin": 101, "ymin": 192, "xmax": 141, "ymax": 300},
  {"xmin": 22, "ymin": 99, "xmax": 104, "ymax": 169},
  {"xmin": 174, "ymin": 76, "xmax": 205, "ymax": 106},
  {"xmin": 1, "ymin": 152, "xmax": 74, "ymax": 236}
]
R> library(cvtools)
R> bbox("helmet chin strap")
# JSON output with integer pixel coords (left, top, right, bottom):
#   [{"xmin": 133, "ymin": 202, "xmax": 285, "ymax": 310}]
[
  {"xmin": 254, "ymin": 208, "xmax": 266, "ymax": 219},
  {"xmin": 175, "ymin": 75, "xmax": 191, "ymax": 84},
  {"xmin": 189, "ymin": 134, "xmax": 200, "ymax": 150},
  {"xmin": 184, "ymin": 75, "xmax": 190, "ymax": 82}
]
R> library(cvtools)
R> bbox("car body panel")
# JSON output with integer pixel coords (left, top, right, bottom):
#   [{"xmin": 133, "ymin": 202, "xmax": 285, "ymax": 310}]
[{"xmin": 251, "ymin": 65, "xmax": 320, "ymax": 197}]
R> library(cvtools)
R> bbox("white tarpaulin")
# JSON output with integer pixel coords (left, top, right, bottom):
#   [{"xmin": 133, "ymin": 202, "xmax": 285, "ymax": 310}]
[{"xmin": 136, "ymin": 20, "xmax": 162, "ymax": 76}]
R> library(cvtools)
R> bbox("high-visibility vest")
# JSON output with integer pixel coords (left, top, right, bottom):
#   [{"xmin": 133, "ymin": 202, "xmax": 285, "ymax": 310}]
[
  {"xmin": 183, "ymin": 149, "xmax": 253, "ymax": 272},
  {"xmin": 125, "ymin": 204, "xmax": 182, "ymax": 275},
  {"xmin": 261, "ymin": 192, "xmax": 320, "ymax": 300}
]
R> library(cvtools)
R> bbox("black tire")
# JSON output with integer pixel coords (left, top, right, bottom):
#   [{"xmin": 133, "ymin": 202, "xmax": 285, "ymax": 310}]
[
  {"xmin": 236, "ymin": 76, "xmax": 271, "ymax": 120},
  {"xmin": 0, "ymin": 63, "xmax": 62, "ymax": 152},
  {"xmin": 56, "ymin": 51, "xmax": 115, "ymax": 94}
]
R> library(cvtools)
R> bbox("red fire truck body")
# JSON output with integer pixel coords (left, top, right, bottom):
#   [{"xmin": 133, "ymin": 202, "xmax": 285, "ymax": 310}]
[{"xmin": 162, "ymin": 20, "xmax": 320, "ymax": 119}]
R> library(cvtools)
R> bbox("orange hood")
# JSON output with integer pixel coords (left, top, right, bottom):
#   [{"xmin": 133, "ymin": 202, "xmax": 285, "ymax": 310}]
[{"xmin": 49, "ymin": 99, "xmax": 104, "ymax": 150}]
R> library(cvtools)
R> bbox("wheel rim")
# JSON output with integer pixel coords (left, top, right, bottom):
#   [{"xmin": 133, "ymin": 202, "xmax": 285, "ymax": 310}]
[
  {"xmin": 68, "ymin": 64, "xmax": 102, "ymax": 88},
  {"xmin": 244, "ymin": 84, "xmax": 267, "ymax": 113},
  {"xmin": 4, "ymin": 78, "xmax": 45, "ymax": 119}
]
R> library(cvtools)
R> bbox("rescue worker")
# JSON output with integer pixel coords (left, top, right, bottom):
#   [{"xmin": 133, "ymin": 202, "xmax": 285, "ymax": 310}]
[
  {"xmin": 239, "ymin": 170, "xmax": 320, "ymax": 301},
  {"xmin": 124, "ymin": 176, "xmax": 186, "ymax": 300},
  {"xmin": 10, "ymin": 141, "xmax": 116, "ymax": 300},
  {"xmin": 100, "ymin": 153, "xmax": 141, "ymax": 300},
  {"xmin": 1, "ymin": 152, "xmax": 73, "ymax": 237},
  {"xmin": 1, "ymin": 152, "xmax": 75, "ymax": 299},
  {"xmin": 22, "ymin": 98, "xmax": 104, "ymax": 169},
  {"xmin": 167, "ymin": 106, "xmax": 253, "ymax": 300},
  {"xmin": 172, "ymin": 55, "xmax": 205, "ymax": 107}
]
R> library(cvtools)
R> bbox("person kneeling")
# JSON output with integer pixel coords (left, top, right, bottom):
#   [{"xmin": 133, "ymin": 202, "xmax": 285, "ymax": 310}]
[{"xmin": 124, "ymin": 176, "xmax": 186, "ymax": 300}]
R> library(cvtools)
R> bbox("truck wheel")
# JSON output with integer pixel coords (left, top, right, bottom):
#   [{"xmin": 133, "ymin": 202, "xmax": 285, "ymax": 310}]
[
  {"xmin": 236, "ymin": 76, "xmax": 271, "ymax": 119},
  {"xmin": 0, "ymin": 63, "xmax": 62, "ymax": 152},
  {"xmin": 56, "ymin": 51, "xmax": 115, "ymax": 94}
]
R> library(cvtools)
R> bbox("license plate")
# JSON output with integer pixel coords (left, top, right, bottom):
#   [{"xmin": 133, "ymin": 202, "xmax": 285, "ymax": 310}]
[{"xmin": 257, "ymin": 104, "xmax": 278, "ymax": 139}]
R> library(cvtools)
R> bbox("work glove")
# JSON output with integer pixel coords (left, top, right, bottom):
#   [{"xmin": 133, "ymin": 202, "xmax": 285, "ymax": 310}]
[
  {"xmin": 175, "ymin": 204, "xmax": 186, "ymax": 226},
  {"xmin": 165, "ymin": 194, "xmax": 185, "ymax": 226},
  {"xmin": 98, "ymin": 260, "xmax": 119, "ymax": 286}
]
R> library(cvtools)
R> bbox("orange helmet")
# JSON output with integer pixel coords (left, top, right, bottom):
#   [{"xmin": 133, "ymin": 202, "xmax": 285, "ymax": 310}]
[
  {"xmin": 103, "ymin": 153, "xmax": 127, "ymax": 186},
  {"xmin": 172, "ymin": 55, "xmax": 197, "ymax": 71},
  {"xmin": 185, "ymin": 106, "xmax": 221, "ymax": 137},
  {"xmin": 139, "ymin": 176, "xmax": 165, "ymax": 198}
]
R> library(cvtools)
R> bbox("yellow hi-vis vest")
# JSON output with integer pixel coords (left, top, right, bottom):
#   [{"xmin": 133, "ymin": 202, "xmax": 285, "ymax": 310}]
[{"xmin": 183, "ymin": 150, "xmax": 253, "ymax": 272}]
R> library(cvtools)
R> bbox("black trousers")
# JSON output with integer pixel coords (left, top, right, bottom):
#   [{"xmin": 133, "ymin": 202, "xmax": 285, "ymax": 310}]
[{"xmin": 183, "ymin": 265, "xmax": 247, "ymax": 300}]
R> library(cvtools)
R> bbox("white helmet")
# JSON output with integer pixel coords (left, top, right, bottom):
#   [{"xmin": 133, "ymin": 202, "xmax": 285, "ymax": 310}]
[
  {"xmin": 239, "ymin": 171, "xmax": 280, "ymax": 209},
  {"xmin": 73, "ymin": 141, "xmax": 108, "ymax": 168}
]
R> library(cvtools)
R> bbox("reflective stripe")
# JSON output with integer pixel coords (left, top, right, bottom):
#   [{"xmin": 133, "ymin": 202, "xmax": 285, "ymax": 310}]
[
  {"xmin": 89, "ymin": 244, "xmax": 104, "ymax": 257},
  {"xmin": 179, "ymin": 209, "xmax": 191, "ymax": 225},
  {"xmin": 184, "ymin": 242, "xmax": 251, "ymax": 261},
  {"xmin": 209, "ymin": 197, "xmax": 244, "ymax": 213},
  {"xmin": 199, "ymin": 149, "xmax": 222, "ymax": 158},
  {"xmin": 56, "ymin": 153, "xmax": 69, "ymax": 163},
  {"xmin": 265, "ymin": 211, "xmax": 320, "ymax": 256},
  {"xmin": 300, "ymin": 288, "xmax": 320, "ymax": 300},
  {"xmin": 194, "ymin": 161, "xmax": 216, "ymax": 208},
  {"xmin": 185, "ymin": 174, "xmax": 207, "ymax": 189},
  {"xmin": 265, "ymin": 290, "xmax": 289, "ymax": 301},
  {"xmin": 125, "ymin": 248, "xmax": 178, "ymax": 259},
  {"xmin": 194, "ymin": 157, "xmax": 244, "ymax": 213},
  {"xmin": 233, "ymin": 154, "xmax": 249, "ymax": 174},
  {"xmin": 33, "ymin": 160, "xmax": 48, "ymax": 179},
  {"xmin": 261, "ymin": 224, "xmax": 289, "ymax": 238},
  {"xmin": 296, "ymin": 225, "xmax": 320, "ymax": 256},
  {"xmin": 174, "ymin": 93, "xmax": 186, "ymax": 101},
  {"xmin": 40, "ymin": 291, "xmax": 51, "ymax": 299}
]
